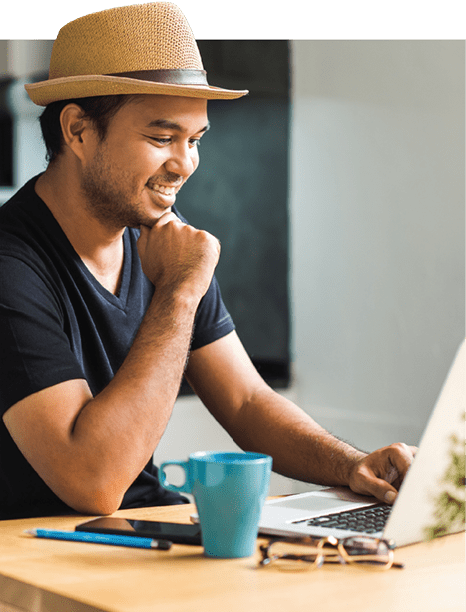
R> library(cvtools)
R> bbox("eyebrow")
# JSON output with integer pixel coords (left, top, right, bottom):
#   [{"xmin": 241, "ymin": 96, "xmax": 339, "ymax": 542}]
[{"xmin": 145, "ymin": 119, "xmax": 210, "ymax": 133}]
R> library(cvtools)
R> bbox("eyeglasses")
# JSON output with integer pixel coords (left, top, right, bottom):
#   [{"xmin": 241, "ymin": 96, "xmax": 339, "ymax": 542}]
[{"xmin": 259, "ymin": 535, "xmax": 404, "ymax": 571}]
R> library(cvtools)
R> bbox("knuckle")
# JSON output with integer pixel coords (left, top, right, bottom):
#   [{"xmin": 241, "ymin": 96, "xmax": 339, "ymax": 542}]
[
  {"xmin": 391, "ymin": 442, "xmax": 408, "ymax": 453},
  {"xmin": 156, "ymin": 212, "xmax": 179, "ymax": 227},
  {"xmin": 198, "ymin": 229, "xmax": 219, "ymax": 249}
]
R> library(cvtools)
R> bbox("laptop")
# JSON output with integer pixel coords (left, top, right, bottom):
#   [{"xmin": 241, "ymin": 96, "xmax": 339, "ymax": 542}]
[{"xmin": 258, "ymin": 339, "xmax": 465, "ymax": 547}]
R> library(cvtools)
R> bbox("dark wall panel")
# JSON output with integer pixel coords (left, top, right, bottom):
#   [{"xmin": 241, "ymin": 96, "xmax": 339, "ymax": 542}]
[{"xmin": 176, "ymin": 41, "xmax": 291, "ymax": 389}]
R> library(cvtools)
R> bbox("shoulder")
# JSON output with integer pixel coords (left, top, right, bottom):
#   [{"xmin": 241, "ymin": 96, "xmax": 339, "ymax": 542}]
[
  {"xmin": 0, "ymin": 175, "xmax": 42, "ymax": 217},
  {"xmin": 0, "ymin": 175, "xmax": 50, "ymax": 253},
  {"xmin": 0, "ymin": 175, "xmax": 71, "ymax": 268},
  {"xmin": 0, "ymin": 178, "xmax": 69, "ymax": 307}
]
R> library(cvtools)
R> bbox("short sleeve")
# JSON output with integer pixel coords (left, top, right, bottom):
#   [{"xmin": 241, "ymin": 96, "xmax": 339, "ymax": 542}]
[
  {"xmin": 190, "ymin": 275, "xmax": 235, "ymax": 351},
  {"xmin": 0, "ymin": 254, "xmax": 84, "ymax": 414}
]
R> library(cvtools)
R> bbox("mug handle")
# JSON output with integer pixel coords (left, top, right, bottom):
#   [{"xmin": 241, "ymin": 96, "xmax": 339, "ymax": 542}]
[{"xmin": 159, "ymin": 460, "xmax": 191, "ymax": 493}]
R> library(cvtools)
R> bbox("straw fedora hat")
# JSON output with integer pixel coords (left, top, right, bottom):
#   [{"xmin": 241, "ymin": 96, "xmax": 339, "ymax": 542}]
[{"xmin": 25, "ymin": 2, "xmax": 248, "ymax": 106}]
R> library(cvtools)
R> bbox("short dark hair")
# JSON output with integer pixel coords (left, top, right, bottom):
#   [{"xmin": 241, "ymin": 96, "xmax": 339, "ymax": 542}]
[{"xmin": 39, "ymin": 94, "xmax": 136, "ymax": 162}]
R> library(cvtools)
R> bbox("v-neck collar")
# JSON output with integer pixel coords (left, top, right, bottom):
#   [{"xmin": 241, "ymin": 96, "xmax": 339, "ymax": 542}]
[
  {"xmin": 78, "ymin": 229, "xmax": 132, "ymax": 309},
  {"xmin": 27, "ymin": 178, "xmax": 134, "ymax": 310},
  {"xmin": 69, "ymin": 228, "xmax": 132, "ymax": 310}
]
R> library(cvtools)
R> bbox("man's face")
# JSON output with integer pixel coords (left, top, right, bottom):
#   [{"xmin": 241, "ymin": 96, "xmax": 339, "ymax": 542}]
[{"xmin": 80, "ymin": 94, "xmax": 209, "ymax": 230}]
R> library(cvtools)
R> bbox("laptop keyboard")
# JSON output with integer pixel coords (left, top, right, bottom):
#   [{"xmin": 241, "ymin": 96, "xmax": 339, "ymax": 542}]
[{"xmin": 295, "ymin": 504, "xmax": 392, "ymax": 535}]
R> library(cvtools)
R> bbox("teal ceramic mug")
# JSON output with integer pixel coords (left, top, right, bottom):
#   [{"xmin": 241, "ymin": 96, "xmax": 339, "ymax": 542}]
[{"xmin": 159, "ymin": 451, "xmax": 272, "ymax": 558}]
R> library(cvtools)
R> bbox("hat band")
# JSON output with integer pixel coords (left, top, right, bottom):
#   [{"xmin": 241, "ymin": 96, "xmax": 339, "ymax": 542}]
[{"xmin": 106, "ymin": 69, "xmax": 209, "ymax": 86}]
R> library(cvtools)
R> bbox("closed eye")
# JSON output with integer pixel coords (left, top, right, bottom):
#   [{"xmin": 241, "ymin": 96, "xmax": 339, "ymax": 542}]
[
  {"xmin": 149, "ymin": 137, "xmax": 171, "ymax": 145},
  {"xmin": 148, "ymin": 137, "xmax": 203, "ymax": 149}
]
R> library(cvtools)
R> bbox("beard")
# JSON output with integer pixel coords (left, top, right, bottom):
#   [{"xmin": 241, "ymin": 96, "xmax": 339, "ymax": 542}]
[
  {"xmin": 80, "ymin": 144, "xmax": 184, "ymax": 230},
  {"xmin": 80, "ymin": 152, "xmax": 150, "ymax": 230}
]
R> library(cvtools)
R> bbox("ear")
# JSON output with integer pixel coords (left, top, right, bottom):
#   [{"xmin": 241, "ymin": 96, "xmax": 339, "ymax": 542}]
[{"xmin": 59, "ymin": 104, "xmax": 96, "ymax": 161}]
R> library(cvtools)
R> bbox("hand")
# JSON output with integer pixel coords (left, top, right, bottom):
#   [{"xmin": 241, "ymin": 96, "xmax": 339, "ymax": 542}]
[
  {"xmin": 348, "ymin": 443, "xmax": 417, "ymax": 504},
  {"xmin": 137, "ymin": 212, "xmax": 221, "ymax": 301}
]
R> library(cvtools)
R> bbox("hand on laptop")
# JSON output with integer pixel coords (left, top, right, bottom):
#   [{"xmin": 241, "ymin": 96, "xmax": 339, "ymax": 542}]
[{"xmin": 348, "ymin": 443, "xmax": 417, "ymax": 504}]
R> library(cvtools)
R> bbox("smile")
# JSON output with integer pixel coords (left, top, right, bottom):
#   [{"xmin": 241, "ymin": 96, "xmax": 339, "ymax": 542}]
[{"xmin": 150, "ymin": 184, "xmax": 177, "ymax": 196}]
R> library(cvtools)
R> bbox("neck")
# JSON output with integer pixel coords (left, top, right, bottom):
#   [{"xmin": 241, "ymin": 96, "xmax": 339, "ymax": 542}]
[{"xmin": 35, "ymin": 164, "xmax": 126, "ymax": 295}]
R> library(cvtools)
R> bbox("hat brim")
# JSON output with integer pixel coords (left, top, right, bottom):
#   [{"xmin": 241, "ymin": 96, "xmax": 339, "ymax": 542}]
[{"xmin": 25, "ymin": 74, "xmax": 248, "ymax": 106}]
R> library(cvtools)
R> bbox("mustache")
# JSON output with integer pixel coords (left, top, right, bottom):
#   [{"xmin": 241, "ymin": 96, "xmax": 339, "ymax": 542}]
[{"xmin": 146, "ymin": 173, "xmax": 183, "ymax": 188}]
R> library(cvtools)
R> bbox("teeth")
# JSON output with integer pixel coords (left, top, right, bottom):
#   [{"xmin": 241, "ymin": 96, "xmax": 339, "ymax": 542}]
[{"xmin": 152, "ymin": 184, "xmax": 176, "ymax": 195}]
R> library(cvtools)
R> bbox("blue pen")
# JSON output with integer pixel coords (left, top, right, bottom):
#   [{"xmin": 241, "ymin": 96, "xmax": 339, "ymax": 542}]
[{"xmin": 25, "ymin": 528, "xmax": 172, "ymax": 550}]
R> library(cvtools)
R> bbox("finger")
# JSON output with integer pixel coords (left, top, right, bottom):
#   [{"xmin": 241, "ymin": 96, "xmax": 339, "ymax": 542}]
[
  {"xmin": 353, "ymin": 465, "xmax": 399, "ymax": 504},
  {"xmin": 349, "ymin": 443, "xmax": 416, "ymax": 503},
  {"xmin": 376, "ymin": 444, "xmax": 416, "ymax": 502},
  {"xmin": 154, "ymin": 211, "xmax": 184, "ymax": 227},
  {"xmin": 387, "ymin": 443, "xmax": 416, "ymax": 480},
  {"xmin": 382, "ymin": 464, "xmax": 399, "ymax": 484},
  {"xmin": 372, "ymin": 478, "xmax": 398, "ymax": 504}
]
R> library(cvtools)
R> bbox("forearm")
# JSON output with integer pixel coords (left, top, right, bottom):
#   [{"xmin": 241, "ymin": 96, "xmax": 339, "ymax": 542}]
[
  {"xmin": 186, "ymin": 332, "xmax": 367, "ymax": 487},
  {"xmin": 186, "ymin": 333, "xmax": 415, "ymax": 504},
  {"xmin": 68, "ymin": 290, "xmax": 199, "ymax": 510},
  {"xmin": 5, "ymin": 286, "xmax": 206, "ymax": 516},
  {"xmin": 232, "ymin": 388, "xmax": 367, "ymax": 486}
]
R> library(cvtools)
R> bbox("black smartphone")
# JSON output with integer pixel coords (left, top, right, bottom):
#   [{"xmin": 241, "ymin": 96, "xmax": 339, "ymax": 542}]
[{"xmin": 75, "ymin": 517, "xmax": 202, "ymax": 545}]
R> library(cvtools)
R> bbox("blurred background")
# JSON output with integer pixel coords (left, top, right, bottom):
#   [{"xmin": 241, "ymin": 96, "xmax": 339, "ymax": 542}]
[{"xmin": 0, "ymin": 38, "xmax": 464, "ymax": 494}]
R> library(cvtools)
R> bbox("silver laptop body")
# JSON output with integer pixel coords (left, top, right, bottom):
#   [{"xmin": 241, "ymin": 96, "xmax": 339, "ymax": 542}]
[{"xmin": 259, "ymin": 339, "xmax": 465, "ymax": 547}]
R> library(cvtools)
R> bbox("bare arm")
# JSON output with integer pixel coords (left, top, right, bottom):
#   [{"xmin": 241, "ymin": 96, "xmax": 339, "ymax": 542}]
[
  {"xmin": 3, "ymin": 213, "xmax": 220, "ymax": 515},
  {"xmin": 186, "ymin": 331, "xmax": 415, "ymax": 503}
]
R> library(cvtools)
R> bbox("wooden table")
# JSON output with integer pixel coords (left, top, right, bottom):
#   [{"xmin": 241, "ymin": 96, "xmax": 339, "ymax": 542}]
[{"xmin": 0, "ymin": 504, "xmax": 464, "ymax": 612}]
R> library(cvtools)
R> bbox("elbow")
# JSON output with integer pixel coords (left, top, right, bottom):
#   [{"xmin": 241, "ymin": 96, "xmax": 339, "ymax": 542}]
[
  {"xmin": 54, "ymin": 478, "xmax": 125, "ymax": 516},
  {"xmin": 71, "ymin": 491, "xmax": 123, "ymax": 516}
]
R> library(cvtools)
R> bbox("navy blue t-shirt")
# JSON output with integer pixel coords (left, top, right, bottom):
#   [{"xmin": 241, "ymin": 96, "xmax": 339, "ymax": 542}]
[{"xmin": 0, "ymin": 176, "xmax": 235, "ymax": 519}]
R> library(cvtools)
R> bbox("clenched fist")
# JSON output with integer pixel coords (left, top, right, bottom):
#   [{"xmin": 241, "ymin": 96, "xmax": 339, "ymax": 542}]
[
  {"xmin": 348, "ymin": 442, "xmax": 417, "ymax": 504},
  {"xmin": 137, "ymin": 212, "xmax": 221, "ymax": 303}
]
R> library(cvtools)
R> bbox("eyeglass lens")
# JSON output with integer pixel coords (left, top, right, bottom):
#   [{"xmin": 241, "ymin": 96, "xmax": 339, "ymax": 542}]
[{"xmin": 260, "ymin": 536, "xmax": 395, "ymax": 570}]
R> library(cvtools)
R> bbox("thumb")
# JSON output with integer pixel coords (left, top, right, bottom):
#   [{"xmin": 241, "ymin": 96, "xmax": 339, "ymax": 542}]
[
  {"xmin": 350, "ymin": 464, "xmax": 400, "ymax": 504},
  {"xmin": 371, "ymin": 479, "xmax": 398, "ymax": 504}
]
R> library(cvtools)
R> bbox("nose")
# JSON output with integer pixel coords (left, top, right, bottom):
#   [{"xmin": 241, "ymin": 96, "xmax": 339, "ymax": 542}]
[{"xmin": 164, "ymin": 141, "xmax": 199, "ymax": 178}]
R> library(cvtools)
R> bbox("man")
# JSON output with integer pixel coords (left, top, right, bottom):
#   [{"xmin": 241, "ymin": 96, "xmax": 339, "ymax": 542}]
[{"xmin": 0, "ymin": 2, "xmax": 415, "ymax": 520}]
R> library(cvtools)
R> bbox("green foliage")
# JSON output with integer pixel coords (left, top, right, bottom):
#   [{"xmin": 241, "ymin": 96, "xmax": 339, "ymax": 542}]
[{"xmin": 424, "ymin": 422, "xmax": 465, "ymax": 540}]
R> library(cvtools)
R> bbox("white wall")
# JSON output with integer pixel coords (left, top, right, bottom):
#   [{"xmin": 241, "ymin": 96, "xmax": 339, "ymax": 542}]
[
  {"xmin": 6, "ymin": 40, "xmax": 53, "ymax": 78},
  {"xmin": 289, "ymin": 41, "xmax": 465, "ymax": 457}
]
